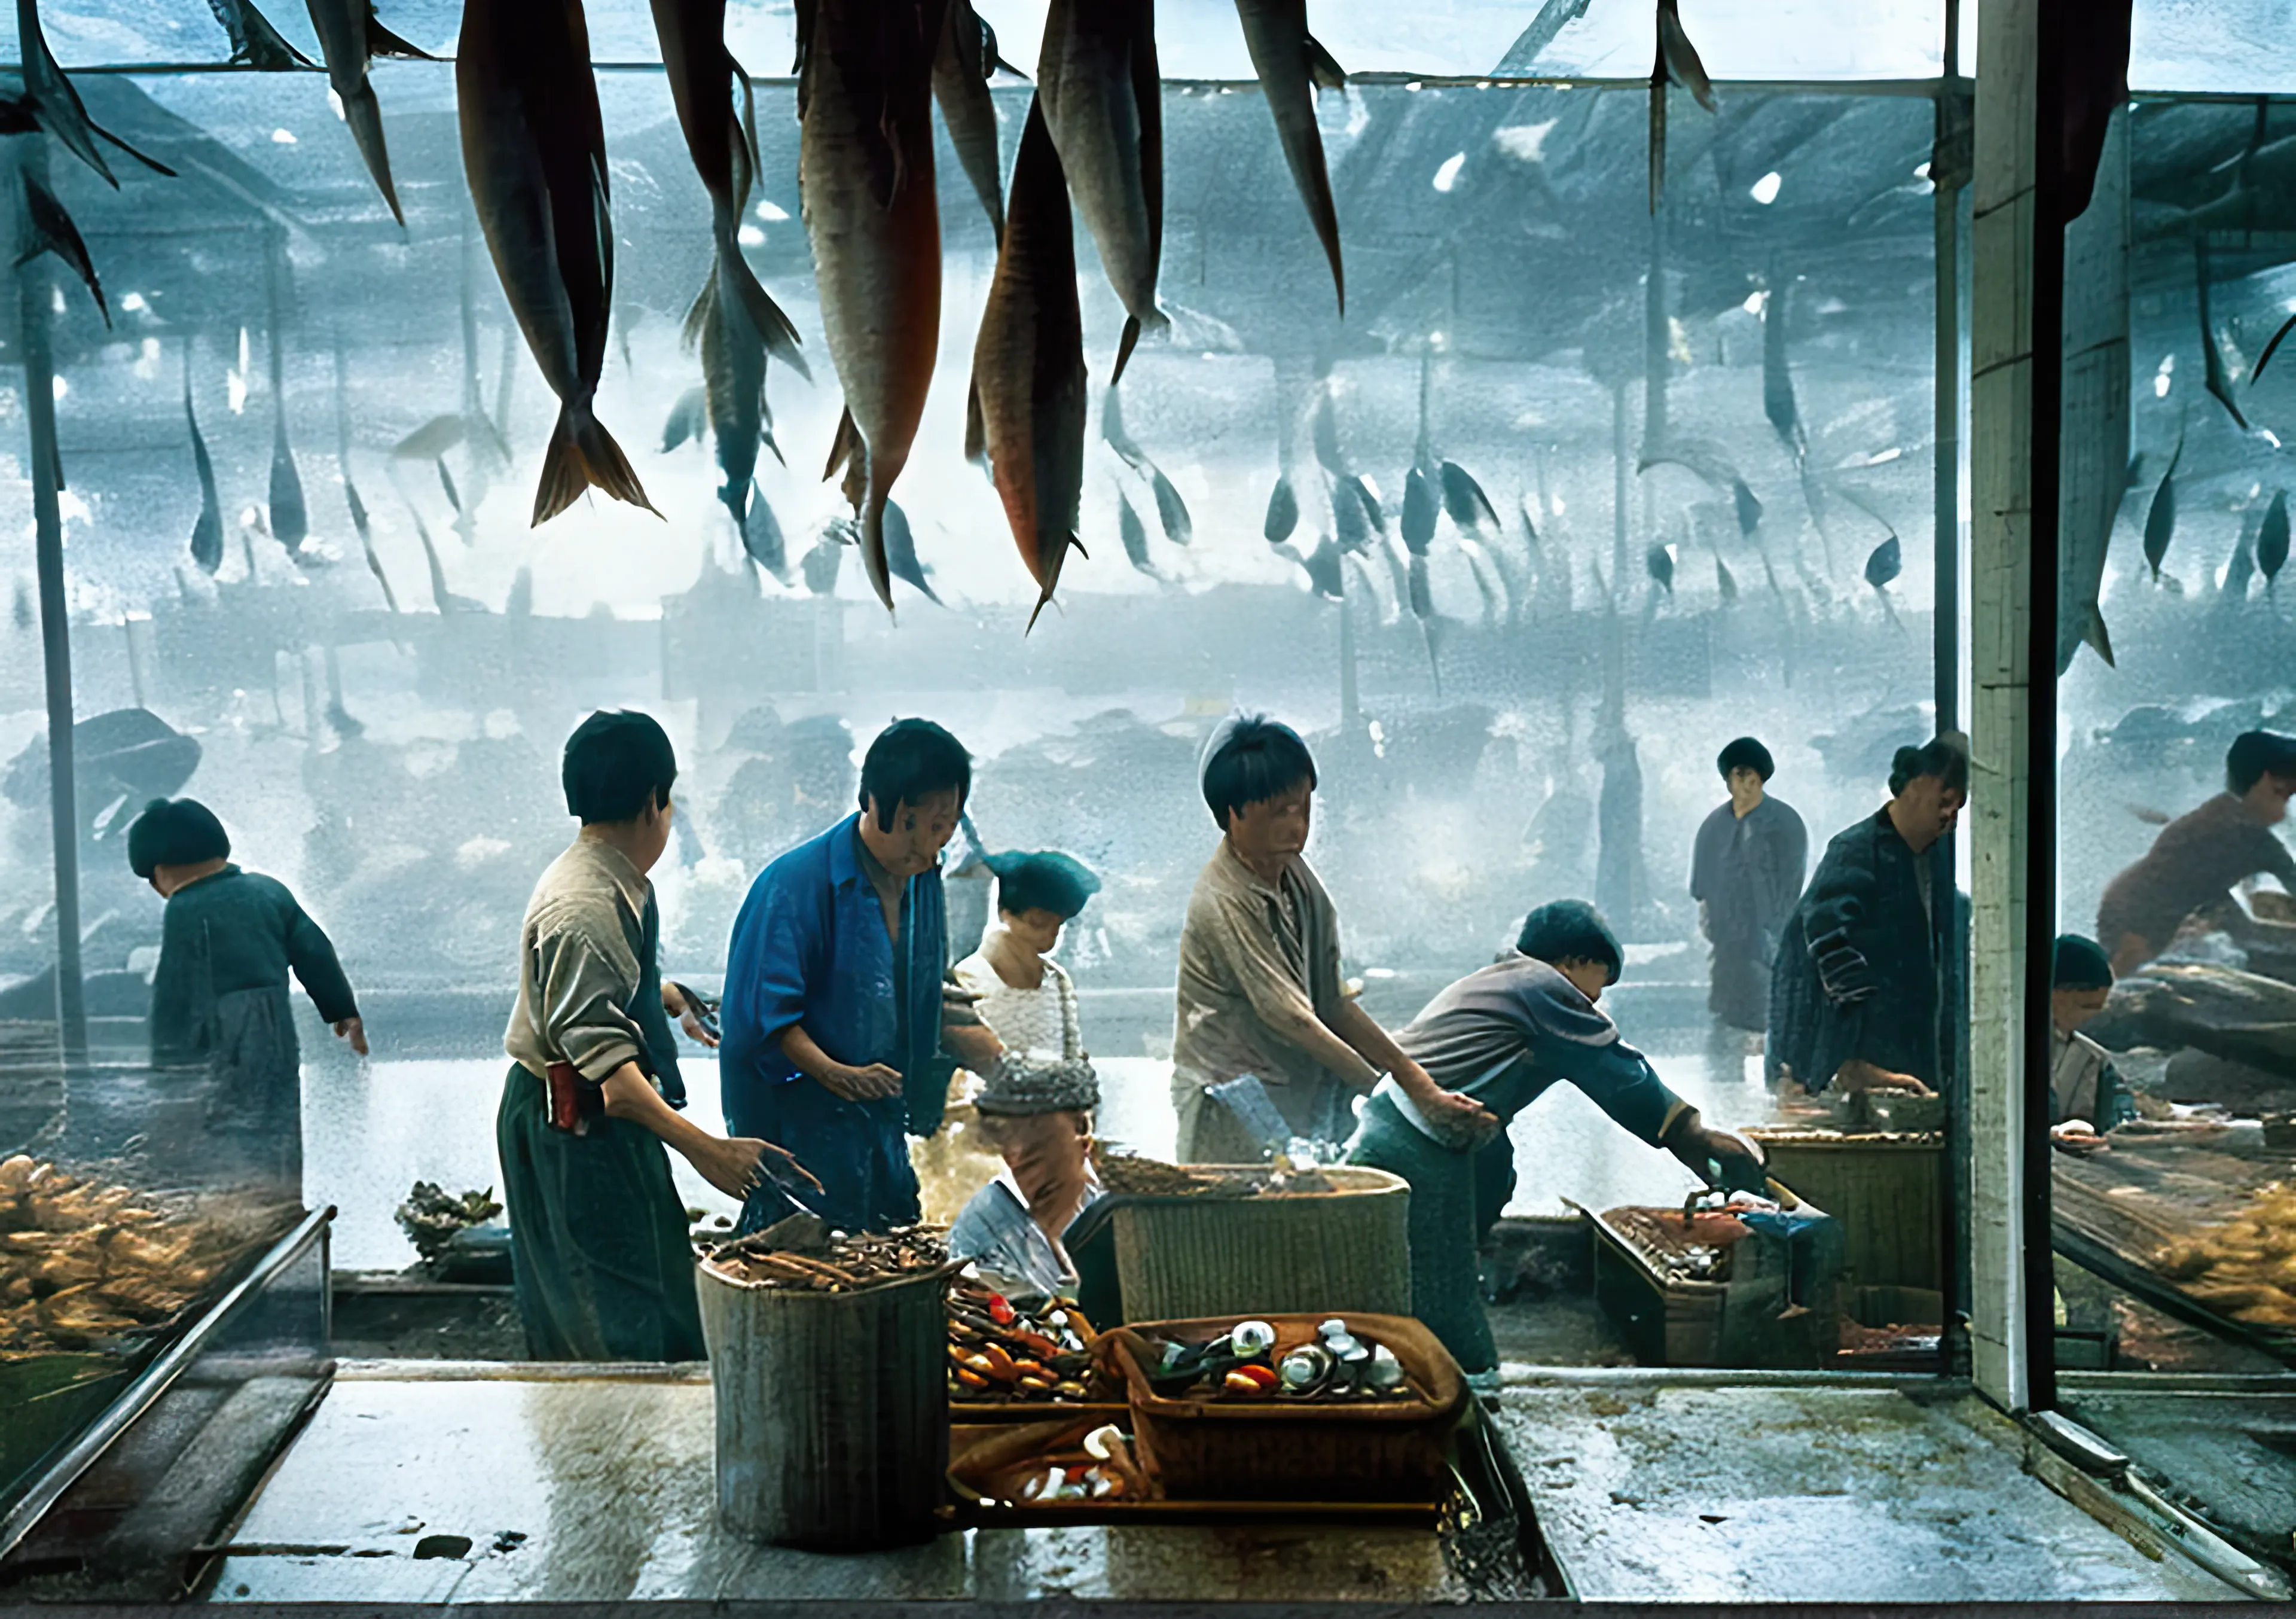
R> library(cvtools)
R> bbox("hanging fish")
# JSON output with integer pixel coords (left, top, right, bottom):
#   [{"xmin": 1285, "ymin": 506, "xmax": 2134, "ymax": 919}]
[
  {"xmin": 2194, "ymin": 238, "xmax": 2249, "ymax": 433},
  {"xmin": 1439, "ymin": 461, "xmax": 1498, "ymax": 531},
  {"xmin": 1645, "ymin": 543, "xmax": 1674, "ymax": 593},
  {"xmin": 933, "ymin": 0, "xmax": 1007, "ymax": 243},
  {"xmin": 1733, "ymin": 478, "xmax": 1763, "ymax": 536},
  {"xmin": 207, "ymin": 0, "xmax": 312, "ymax": 70},
  {"xmin": 1763, "ymin": 274, "xmax": 1804, "ymax": 457},
  {"xmin": 1101, "ymin": 383, "xmax": 1189, "ymax": 543},
  {"xmin": 968, "ymin": 96, "xmax": 1087, "ymax": 629},
  {"xmin": 881, "ymin": 498, "xmax": 944, "ymax": 605},
  {"xmin": 1401, "ymin": 465, "xmax": 1438, "ymax": 554},
  {"xmin": 1864, "ymin": 533, "xmax": 1902, "ymax": 589},
  {"xmin": 266, "ymin": 296, "xmax": 307, "ymax": 556},
  {"xmin": 805, "ymin": 0, "xmax": 947, "ymax": 610},
  {"xmin": 185, "ymin": 350, "xmax": 223, "ymax": 576},
  {"xmin": 305, "ymin": 0, "xmax": 429, "ymax": 226},
  {"xmin": 460, "ymin": 0, "xmax": 657, "ymax": 525},
  {"xmin": 1339, "ymin": 473, "xmax": 1384, "ymax": 542},
  {"xmin": 2262, "ymin": 490, "xmax": 2289, "ymax": 586},
  {"xmin": 331, "ymin": 337, "xmax": 401, "ymax": 614},
  {"xmin": 16, "ymin": 168, "xmax": 109, "ymax": 327},
  {"xmin": 1648, "ymin": 0, "xmax": 1714, "ymax": 212},
  {"xmin": 1234, "ymin": 0, "xmax": 1345, "ymax": 312},
  {"xmin": 739, "ymin": 484, "xmax": 787, "ymax": 580},
  {"xmin": 1118, "ymin": 487, "xmax": 1159, "ymax": 577},
  {"xmin": 1332, "ymin": 474, "xmax": 1372, "ymax": 553},
  {"xmin": 1405, "ymin": 550, "xmax": 1442, "ymax": 689},
  {"xmin": 405, "ymin": 501, "xmax": 484, "ymax": 614},
  {"xmin": 1714, "ymin": 552, "xmax": 1738, "ymax": 602},
  {"xmin": 2142, "ymin": 437, "xmax": 2182, "ymax": 580},
  {"xmin": 1037, "ymin": 0, "xmax": 1164, "ymax": 382},
  {"xmin": 436, "ymin": 456, "xmax": 461, "ymax": 517},
  {"xmin": 650, "ymin": 0, "xmax": 807, "ymax": 373},
  {"xmin": 662, "ymin": 385, "xmax": 707, "ymax": 451},
  {"xmin": 685, "ymin": 270, "xmax": 767, "ymax": 526},
  {"xmin": 1263, "ymin": 475, "xmax": 1299, "ymax": 543},
  {"xmin": 14, "ymin": 0, "xmax": 177, "ymax": 185},
  {"xmin": 1299, "ymin": 536, "xmax": 1344, "ymax": 600},
  {"xmin": 800, "ymin": 524, "xmax": 848, "ymax": 595}
]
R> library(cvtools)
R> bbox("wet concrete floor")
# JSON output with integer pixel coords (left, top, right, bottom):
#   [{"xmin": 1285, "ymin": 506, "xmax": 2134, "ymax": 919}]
[
  {"xmin": 206, "ymin": 1368, "xmax": 1479, "ymax": 1603},
  {"xmin": 1489, "ymin": 1380, "xmax": 2239, "ymax": 1601}
]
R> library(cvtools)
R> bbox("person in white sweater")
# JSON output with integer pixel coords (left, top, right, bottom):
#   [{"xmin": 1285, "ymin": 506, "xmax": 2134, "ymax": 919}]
[{"xmin": 952, "ymin": 850, "xmax": 1101, "ymax": 1061}]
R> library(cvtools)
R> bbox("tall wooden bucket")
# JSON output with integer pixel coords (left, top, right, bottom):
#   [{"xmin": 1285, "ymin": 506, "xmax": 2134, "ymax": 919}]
[
  {"xmin": 1110, "ymin": 1166, "xmax": 1412, "ymax": 1322},
  {"xmin": 697, "ymin": 1252, "xmax": 949, "ymax": 1548}
]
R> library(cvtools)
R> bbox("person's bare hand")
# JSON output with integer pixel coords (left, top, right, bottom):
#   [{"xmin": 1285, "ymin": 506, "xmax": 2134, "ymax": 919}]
[
  {"xmin": 663, "ymin": 984, "xmax": 719, "ymax": 1048},
  {"xmin": 692, "ymin": 1136, "xmax": 766, "ymax": 1202},
  {"xmin": 1836, "ymin": 1059, "xmax": 1932, "ymax": 1096},
  {"xmin": 333, "ymin": 1016, "xmax": 369, "ymax": 1057},
  {"xmin": 822, "ymin": 1062, "xmax": 903, "ymax": 1102},
  {"xmin": 1420, "ymin": 1086, "xmax": 1501, "ymax": 1146}
]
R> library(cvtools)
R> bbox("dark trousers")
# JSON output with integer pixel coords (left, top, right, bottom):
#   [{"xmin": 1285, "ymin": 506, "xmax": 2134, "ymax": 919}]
[
  {"xmin": 1347, "ymin": 1092, "xmax": 1501, "ymax": 1374},
  {"xmin": 737, "ymin": 1075, "xmax": 920, "ymax": 1234},
  {"xmin": 496, "ymin": 1064, "xmax": 706, "ymax": 1362}
]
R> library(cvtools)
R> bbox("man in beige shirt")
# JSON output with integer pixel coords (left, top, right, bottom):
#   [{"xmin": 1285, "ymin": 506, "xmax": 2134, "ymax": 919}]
[
  {"xmin": 497, "ymin": 711, "xmax": 812, "ymax": 1361},
  {"xmin": 1170, "ymin": 715, "xmax": 1492, "ymax": 1163}
]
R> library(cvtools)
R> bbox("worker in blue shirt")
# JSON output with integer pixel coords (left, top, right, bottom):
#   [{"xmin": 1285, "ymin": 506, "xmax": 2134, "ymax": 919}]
[{"xmin": 720, "ymin": 719, "xmax": 1005, "ymax": 1232}]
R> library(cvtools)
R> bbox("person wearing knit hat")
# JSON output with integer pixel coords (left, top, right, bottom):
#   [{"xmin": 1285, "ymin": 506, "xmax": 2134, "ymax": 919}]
[
  {"xmin": 2048, "ymin": 934, "xmax": 2135, "ymax": 1152},
  {"xmin": 129, "ymin": 797, "xmax": 365, "ymax": 1200},
  {"xmin": 947, "ymin": 1054, "xmax": 1104, "ymax": 1300}
]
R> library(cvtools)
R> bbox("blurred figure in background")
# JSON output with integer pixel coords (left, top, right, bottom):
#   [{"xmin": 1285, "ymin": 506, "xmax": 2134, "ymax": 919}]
[
  {"xmin": 1689, "ymin": 736, "xmax": 1807, "ymax": 1035},
  {"xmin": 1767, "ymin": 735, "xmax": 1969, "ymax": 1098},
  {"xmin": 132, "ymin": 796, "xmax": 364, "ymax": 1202},
  {"xmin": 947, "ymin": 1054, "xmax": 1104, "ymax": 1301},
  {"xmin": 2048, "ymin": 934, "xmax": 2137, "ymax": 1152},
  {"xmin": 2095, "ymin": 729, "xmax": 2296, "ymax": 976}
]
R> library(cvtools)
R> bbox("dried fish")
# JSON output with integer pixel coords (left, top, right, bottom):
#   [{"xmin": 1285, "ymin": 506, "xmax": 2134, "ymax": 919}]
[
  {"xmin": 459, "ymin": 0, "xmax": 657, "ymax": 525},
  {"xmin": 186, "ymin": 349, "xmax": 224, "ymax": 577},
  {"xmin": 804, "ymin": 0, "xmax": 947, "ymax": 610},
  {"xmin": 304, "ymin": 0, "xmax": 429, "ymax": 225},
  {"xmin": 1039, "ymin": 0, "xmax": 1164, "ymax": 382},
  {"xmin": 1234, "ymin": 0, "xmax": 1345, "ymax": 311},
  {"xmin": 933, "ymin": 0, "xmax": 1006, "ymax": 243},
  {"xmin": 969, "ymin": 97, "xmax": 1088, "ymax": 630}
]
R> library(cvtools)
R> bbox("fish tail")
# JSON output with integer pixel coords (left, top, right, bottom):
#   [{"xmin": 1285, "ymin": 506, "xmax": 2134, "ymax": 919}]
[
  {"xmin": 718, "ymin": 230, "xmax": 811, "ymax": 380},
  {"xmin": 1113, "ymin": 316, "xmax": 1143, "ymax": 388},
  {"xmin": 534, "ymin": 403, "xmax": 660, "ymax": 525},
  {"xmin": 340, "ymin": 81, "xmax": 405, "ymax": 227},
  {"xmin": 859, "ymin": 489, "xmax": 896, "ymax": 614}
]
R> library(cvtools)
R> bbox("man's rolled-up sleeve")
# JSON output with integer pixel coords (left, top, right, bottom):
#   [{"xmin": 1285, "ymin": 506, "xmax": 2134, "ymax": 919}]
[{"xmin": 535, "ymin": 922, "xmax": 648, "ymax": 1083}]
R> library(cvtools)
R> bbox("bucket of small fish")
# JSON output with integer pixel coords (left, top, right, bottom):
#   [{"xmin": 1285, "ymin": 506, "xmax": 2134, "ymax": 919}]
[
  {"xmin": 1098, "ymin": 1312, "xmax": 1466, "ymax": 1502},
  {"xmin": 946, "ymin": 1283, "xmax": 1124, "ymax": 1419},
  {"xmin": 697, "ymin": 1214, "xmax": 960, "ymax": 1549}
]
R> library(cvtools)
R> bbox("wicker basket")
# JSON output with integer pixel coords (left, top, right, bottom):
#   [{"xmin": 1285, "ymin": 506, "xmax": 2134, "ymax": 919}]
[
  {"xmin": 1099, "ymin": 1312, "xmax": 1465, "ymax": 1502},
  {"xmin": 1746, "ymin": 1128, "xmax": 1947, "ymax": 1290},
  {"xmin": 1105, "ymin": 1166, "xmax": 1411, "ymax": 1322}
]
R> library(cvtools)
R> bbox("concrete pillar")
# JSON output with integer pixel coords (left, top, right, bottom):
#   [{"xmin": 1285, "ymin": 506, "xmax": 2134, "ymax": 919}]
[{"xmin": 1968, "ymin": 0, "xmax": 2039, "ymax": 1411}]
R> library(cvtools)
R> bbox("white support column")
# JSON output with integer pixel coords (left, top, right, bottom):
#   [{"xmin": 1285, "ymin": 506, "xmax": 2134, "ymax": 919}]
[{"xmin": 1967, "ymin": 0, "xmax": 2039, "ymax": 1411}]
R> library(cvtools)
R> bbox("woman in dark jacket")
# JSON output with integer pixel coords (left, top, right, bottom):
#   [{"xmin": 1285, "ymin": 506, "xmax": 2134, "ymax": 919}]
[{"xmin": 1767, "ymin": 737, "xmax": 1968, "ymax": 1096}]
